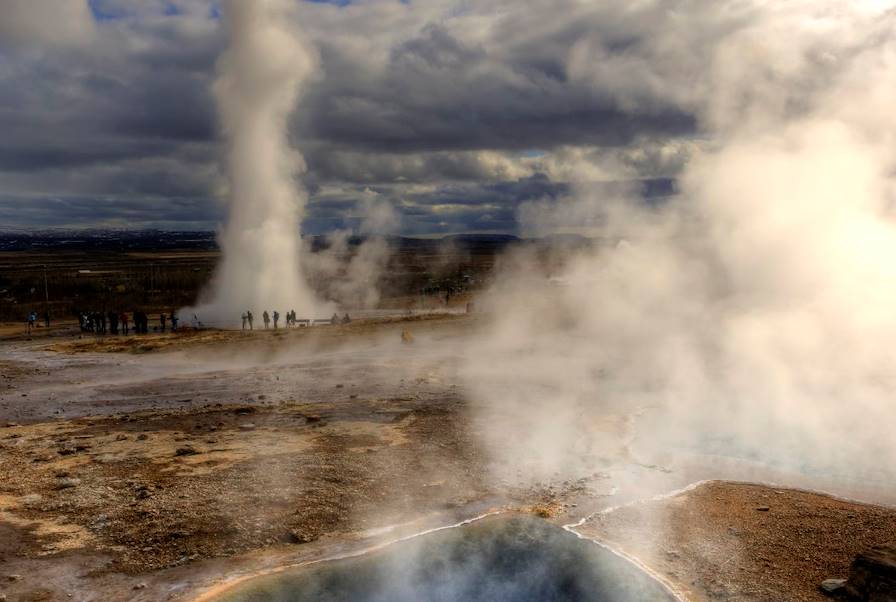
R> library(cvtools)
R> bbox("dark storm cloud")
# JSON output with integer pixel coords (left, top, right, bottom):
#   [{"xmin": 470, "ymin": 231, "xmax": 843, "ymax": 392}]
[
  {"xmin": 300, "ymin": 22, "xmax": 695, "ymax": 154},
  {"xmin": 0, "ymin": 0, "xmax": 710, "ymax": 233}
]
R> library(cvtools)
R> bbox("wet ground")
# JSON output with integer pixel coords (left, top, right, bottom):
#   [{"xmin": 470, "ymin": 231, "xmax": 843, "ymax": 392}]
[{"xmin": 0, "ymin": 316, "xmax": 894, "ymax": 602}]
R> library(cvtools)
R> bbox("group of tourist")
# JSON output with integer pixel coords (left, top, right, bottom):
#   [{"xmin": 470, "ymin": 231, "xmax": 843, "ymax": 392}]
[
  {"xmin": 76, "ymin": 310, "xmax": 178, "ymax": 335},
  {"xmin": 240, "ymin": 309, "xmax": 351, "ymax": 330}
]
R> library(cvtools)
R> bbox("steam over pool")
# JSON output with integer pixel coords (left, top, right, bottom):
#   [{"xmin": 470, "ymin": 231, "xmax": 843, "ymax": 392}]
[{"xmin": 214, "ymin": 516, "xmax": 675, "ymax": 602}]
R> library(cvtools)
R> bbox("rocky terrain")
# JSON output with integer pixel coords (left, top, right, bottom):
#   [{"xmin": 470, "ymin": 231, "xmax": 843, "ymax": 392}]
[
  {"xmin": 0, "ymin": 315, "xmax": 893, "ymax": 601},
  {"xmin": 579, "ymin": 481, "xmax": 896, "ymax": 601}
]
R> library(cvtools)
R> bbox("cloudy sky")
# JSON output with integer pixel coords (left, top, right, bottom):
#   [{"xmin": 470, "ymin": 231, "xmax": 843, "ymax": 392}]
[{"xmin": 1, "ymin": 0, "xmax": 885, "ymax": 235}]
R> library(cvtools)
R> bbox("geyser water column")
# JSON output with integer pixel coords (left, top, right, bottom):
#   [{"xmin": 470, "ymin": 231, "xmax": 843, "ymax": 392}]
[{"xmin": 190, "ymin": 0, "xmax": 321, "ymax": 325}]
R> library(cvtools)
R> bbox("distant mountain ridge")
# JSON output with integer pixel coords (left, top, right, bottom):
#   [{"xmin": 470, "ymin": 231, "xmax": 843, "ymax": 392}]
[{"xmin": 0, "ymin": 230, "xmax": 535, "ymax": 252}]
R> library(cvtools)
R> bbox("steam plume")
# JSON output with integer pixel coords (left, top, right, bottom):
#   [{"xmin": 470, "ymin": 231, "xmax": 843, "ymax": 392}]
[
  {"xmin": 189, "ymin": 0, "xmax": 321, "ymax": 325},
  {"xmin": 464, "ymin": 1, "xmax": 896, "ymax": 487}
]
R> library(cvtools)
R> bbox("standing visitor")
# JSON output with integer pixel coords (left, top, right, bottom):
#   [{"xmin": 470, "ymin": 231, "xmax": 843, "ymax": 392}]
[
  {"xmin": 272, "ymin": 311, "xmax": 279, "ymax": 329},
  {"xmin": 247, "ymin": 310, "xmax": 254, "ymax": 330},
  {"xmin": 262, "ymin": 310, "xmax": 270, "ymax": 329},
  {"xmin": 120, "ymin": 312, "xmax": 129, "ymax": 335},
  {"xmin": 160, "ymin": 313, "xmax": 167, "ymax": 332}
]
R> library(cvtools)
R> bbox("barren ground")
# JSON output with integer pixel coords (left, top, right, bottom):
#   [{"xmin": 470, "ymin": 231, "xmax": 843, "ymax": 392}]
[
  {"xmin": 0, "ymin": 315, "xmax": 893, "ymax": 601},
  {"xmin": 579, "ymin": 481, "xmax": 896, "ymax": 601}
]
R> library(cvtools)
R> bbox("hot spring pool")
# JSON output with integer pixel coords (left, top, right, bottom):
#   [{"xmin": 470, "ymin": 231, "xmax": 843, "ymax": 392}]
[{"xmin": 213, "ymin": 515, "xmax": 676, "ymax": 602}]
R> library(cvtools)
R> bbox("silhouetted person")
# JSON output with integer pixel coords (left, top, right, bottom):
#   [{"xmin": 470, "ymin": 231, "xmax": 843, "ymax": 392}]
[
  {"xmin": 241, "ymin": 312, "xmax": 248, "ymax": 330},
  {"xmin": 120, "ymin": 312, "xmax": 129, "ymax": 335},
  {"xmin": 272, "ymin": 310, "xmax": 279, "ymax": 329},
  {"xmin": 170, "ymin": 312, "xmax": 178, "ymax": 331},
  {"xmin": 160, "ymin": 313, "xmax": 167, "ymax": 333},
  {"xmin": 99, "ymin": 312, "xmax": 107, "ymax": 335},
  {"xmin": 247, "ymin": 310, "xmax": 254, "ymax": 330},
  {"xmin": 331, "ymin": 313, "xmax": 339, "ymax": 325},
  {"xmin": 342, "ymin": 313, "xmax": 351, "ymax": 324},
  {"xmin": 44, "ymin": 310, "xmax": 50, "ymax": 328},
  {"xmin": 26, "ymin": 312, "xmax": 35, "ymax": 334},
  {"xmin": 109, "ymin": 311, "xmax": 119, "ymax": 335},
  {"xmin": 262, "ymin": 310, "xmax": 270, "ymax": 329}
]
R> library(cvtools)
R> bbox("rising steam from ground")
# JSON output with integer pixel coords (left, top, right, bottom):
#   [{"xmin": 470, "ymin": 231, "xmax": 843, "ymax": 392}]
[
  {"xmin": 302, "ymin": 191, "xmax": 399, "ymax": 310},
  {"xmin": 463, "ymin": 1, "xmax": 896, "ymax": 487},
  {"xmin": 187, "ymin": 0, "xmax": 323, "ymax": 326}
]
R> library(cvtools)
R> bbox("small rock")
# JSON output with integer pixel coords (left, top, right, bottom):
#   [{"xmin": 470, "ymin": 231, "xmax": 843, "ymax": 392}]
[
  {"xmin": 7, "ymin": 574, "xmax": 22, "ymax": 581},
  {"xmin": 820, "ymin": 578, "xmax": 847, "ymax": 594},
  {"xmin": 54, "ymin": 477, "xmax": 81, "ymax": 490},
  {"xmin": 133, "ymin": 582, "xmax": 147, "ymax": 590},
  {"xmin": 174, "ymin": 445, "xmax": 197, "ymax": 456},
  {"xmin": 756, "ymin": 506, "xmax": 770, "ymax": 512},
  {"xmin": 239, "ymin": 423, "xmax": 256, "ymax": 431},
  {"xmin": 281, "ymin": 530, "xmax": 317, "ymax": 544},
  {"xmin": 136, "ymin": 433, "xmax": 148, "ymax": 441}
]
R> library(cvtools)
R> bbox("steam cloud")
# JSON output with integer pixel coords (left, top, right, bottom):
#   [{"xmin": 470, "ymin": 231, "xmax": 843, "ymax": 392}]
[
  {"xmin": 188, "ymin": 0, "xmax": 323, "ymax": 325},
  {"xmin": 464, "ymin": 1, "xmax": 896, "ymax": 487},
  {"xmin": 302, "ymin": 191, "xmax": 400, "ymax": 310}
]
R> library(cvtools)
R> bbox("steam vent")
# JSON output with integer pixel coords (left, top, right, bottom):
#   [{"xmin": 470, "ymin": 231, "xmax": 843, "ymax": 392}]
[{"xmin": 214, "ymin": 516, "xmax": 676, "ymax": 601}]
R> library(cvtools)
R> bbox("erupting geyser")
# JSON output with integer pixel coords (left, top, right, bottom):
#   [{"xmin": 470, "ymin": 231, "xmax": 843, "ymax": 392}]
[{"xmin": 187, "ymin": 0, "xmax": 322, "ymax": 325}]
